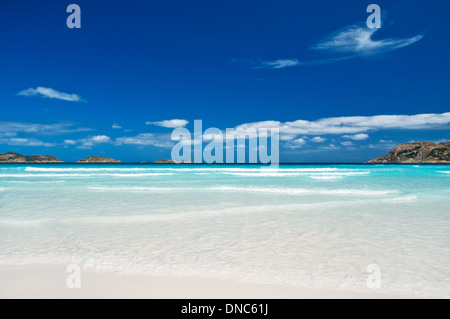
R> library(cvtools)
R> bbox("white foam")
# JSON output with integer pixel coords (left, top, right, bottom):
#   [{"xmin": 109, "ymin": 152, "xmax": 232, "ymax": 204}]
[
  {"xmin": 309, "ymin": 176, "xmax": 344, "ymax": 180},
  {"xmin": 0, "ymin": 173, "xmax": 173, "ymax": 178},
  {"xmin": 438, "ymin": 171, "xmax": 450, "ymax": 174},
  {"xmin": 210, "ymin": 186, "xmax": 395, "ymax": 196},
  {"xmin": 86, "ymin": 185, "xmax": 394, "ymax": 196},
  {"xmin": 223, "ymin": 171, "xmax": 370, "ymax": 177},
  {"xmin": 0, "ymin": 187, "xmax": 6, "ymax": 192},
  {"xmin": 223, "ymin": 172, "xmax": 307, "ymax": 177}
]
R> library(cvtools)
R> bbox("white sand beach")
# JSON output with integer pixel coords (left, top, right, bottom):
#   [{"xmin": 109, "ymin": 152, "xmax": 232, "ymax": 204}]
[{"xmin": 0, "ymin": 264, "xmax": 415, "ymax": 299}]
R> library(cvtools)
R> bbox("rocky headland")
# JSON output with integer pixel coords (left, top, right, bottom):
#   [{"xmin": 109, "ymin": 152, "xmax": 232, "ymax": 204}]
[{"xmin": 368, "ymin": 142, "xmax": 450, "ymax": 164}]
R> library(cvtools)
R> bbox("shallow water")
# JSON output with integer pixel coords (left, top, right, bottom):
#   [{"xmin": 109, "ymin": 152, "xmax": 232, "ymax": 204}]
[{"xmin": 1, "ymin": 164, "xmax": 449, "ymax": 297}]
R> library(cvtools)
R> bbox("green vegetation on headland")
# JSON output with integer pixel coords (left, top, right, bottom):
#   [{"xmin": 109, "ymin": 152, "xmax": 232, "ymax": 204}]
[{"xmin": 368, "ymin": 142, "xmax": 450, "ymax": 163}]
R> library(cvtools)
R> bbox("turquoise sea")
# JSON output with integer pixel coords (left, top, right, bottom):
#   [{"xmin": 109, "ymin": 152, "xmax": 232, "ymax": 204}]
[{"xmin": 1, "ymin": 164, "xmax": 449, "ymax": 297}]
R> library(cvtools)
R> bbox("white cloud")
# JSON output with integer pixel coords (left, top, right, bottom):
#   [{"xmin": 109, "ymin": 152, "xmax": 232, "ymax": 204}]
[
  {"xmin": 314, "ymin": 25, "xmax": 423, "ymax": 55},
  {"xmin": 18, "ymin": 87, "xmax": 84, "ymax": 102},
  {"xmin": 112, "ymin": 124, "xmax": 122, "ymax": 129},
  {"xmin": 343, "ymin": 133, "xmax": 369, "ymax": 141},
  {"xmin": 311, "ymin": 136, "xmax": 326, "ymax": 143},
  {"xmin": 65, "ymin": 135, "xmax": 112, "ymax": 149},
  {"xmin": 257, "ymin": 59, "xmax": 300, "ymax": 69},
  {"xmin": 341, "ymin": 141, "xmax": 353, "ymax": 146},
  {"xmin": 146, "ymin": 119, "xmax": 189, "ymax": 128}
]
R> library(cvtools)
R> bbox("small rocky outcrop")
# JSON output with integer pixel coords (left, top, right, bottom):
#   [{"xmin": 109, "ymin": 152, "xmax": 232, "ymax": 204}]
[
  {"xmin": 77, "ymin": 156, "xmax": 122, "ymax": 163},
  {"xmin": 153, "ymin": 159, "xmax": 190, "ymax": 164}
]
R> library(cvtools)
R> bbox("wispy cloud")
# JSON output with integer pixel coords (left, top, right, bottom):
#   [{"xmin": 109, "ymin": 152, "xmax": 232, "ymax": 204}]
[
  {"xmin": 112, "ymin": 123, "xmax": 122, "ymax": 129},
  {"xmin": 256, "ymin": 59, "xmax": 300, "ymax": 69},
  {"xmin": 116, "ymin": 133, "xmax": 174, "ymax": 148},
  {"xmin": 284, "ymin": 138, "xmax": 307, "ymax": 149},
  {"xmin": 146, "ymin": 119, "xmax": 189, "ymax": 128},
  {"xmin": 243, "ymin": 22, "xmax": 424, "ymax": 69},
  {"xmin": 367, "ymin": 139, "xmax": 398, "ymax": 150},
  {"xmin": 18, "ymin": 87, "xmax": 84, "ymax": 102},
  {"xmin": 313, "ymin": 25, "xmax": 423, "ymax": 55}
]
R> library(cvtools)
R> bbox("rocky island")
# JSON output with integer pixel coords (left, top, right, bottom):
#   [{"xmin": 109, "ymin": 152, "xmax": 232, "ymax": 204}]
[
  {"xmin": 368, "ymin": 142, "xmax": 450, "ymax": 164},
  {"xmin": 77, "ymin": 156, "xmax": 122, "ymax": 163},
  {"xmin": 0, "ymin": 152, "xmax": 63, "ymax": 163},
  {"xmin": 153, "ymin": 159, "xmax": 192, "ymax": 164}
]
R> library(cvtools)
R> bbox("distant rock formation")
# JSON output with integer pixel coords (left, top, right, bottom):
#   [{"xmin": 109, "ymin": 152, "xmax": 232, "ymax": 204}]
[
  {"xmin": 77, "ymin": 156, "xmax": 122, "ymax": 163},
  {"xmin": 153, "ymin": 159, "xmax": 191, "ymax": 164},
  {"xmin": 368, "ymin": 142, "xmax": 450, "ymax": 164},
  {"xmin": 0, "ymin": 152, "xmax": 63, "ymax": 163}
]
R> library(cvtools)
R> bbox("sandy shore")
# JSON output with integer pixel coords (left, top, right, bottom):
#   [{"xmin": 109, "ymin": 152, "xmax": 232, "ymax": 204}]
[{"xmin": 0, "ymin": 264, "xmax": 417, "ymax": 299}]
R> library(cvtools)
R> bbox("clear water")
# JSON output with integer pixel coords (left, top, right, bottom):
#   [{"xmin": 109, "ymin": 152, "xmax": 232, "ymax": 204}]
[{"xmin": 1, "ymin": 164, "xmax": 450, "ymax": 297}]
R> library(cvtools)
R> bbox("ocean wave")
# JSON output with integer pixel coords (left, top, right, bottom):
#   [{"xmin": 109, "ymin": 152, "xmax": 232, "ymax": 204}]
[
  {"xmin": 4, "ymin": 180, "xmax": 65, "ymax": 184},
  {"xmin": 24, "ymin": 167, "xmax": 360, "ymax": 173},
  {"xmin": 438, "ymin": 171, "xmax": 450, "ymax": 174},
  {"xmin": 88, "ymin": 187, "xmax": 180, "ymax": 192},
  {"xmin": 25, "ymin": 167, "xmax": 148, "ymax": 172},
  {"xmin": 0, "ymin": 187, "xmax": 6, "ymax": 192}
]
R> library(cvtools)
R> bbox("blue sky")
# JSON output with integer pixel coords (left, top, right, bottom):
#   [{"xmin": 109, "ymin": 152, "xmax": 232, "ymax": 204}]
[{"xmin": 0, "ymin": 0, "xmax": 449, "ymax": 162}]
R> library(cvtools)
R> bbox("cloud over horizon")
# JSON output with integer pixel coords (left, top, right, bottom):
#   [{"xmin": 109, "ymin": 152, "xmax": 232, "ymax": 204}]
[{"xmin": 235, "ymin": 113, "xmax": 450, "ymax": 139}]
